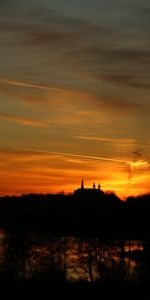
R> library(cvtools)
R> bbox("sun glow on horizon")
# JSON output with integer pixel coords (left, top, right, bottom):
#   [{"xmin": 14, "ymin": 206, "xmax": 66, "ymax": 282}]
[{"xmin": 0, "ymin": 148, "xmax": 149, "ymax": 199}]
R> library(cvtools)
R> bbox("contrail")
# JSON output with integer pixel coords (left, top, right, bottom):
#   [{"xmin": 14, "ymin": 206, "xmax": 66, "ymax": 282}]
[
  {"xmin": 0, "ymin": 78, "xmax": 60, "ymax": 92},
  {"xmin": 16, "ymin": 147, "xmax": 129, "ymax": 164},
  {"xmin": 127, "ymin": 149, "xmax": 149, "ymax": 190}
]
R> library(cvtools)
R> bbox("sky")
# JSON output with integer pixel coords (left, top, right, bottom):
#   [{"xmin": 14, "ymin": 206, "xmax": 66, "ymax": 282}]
[{"xmin": 0, "ymin": 0, "xmax": 150, "ymax": 198}]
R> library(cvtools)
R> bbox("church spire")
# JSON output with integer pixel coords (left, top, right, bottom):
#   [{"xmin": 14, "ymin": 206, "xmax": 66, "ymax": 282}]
[{"xmin": 81, "ymin": 178, "xmax": 84, "ymax": 189}]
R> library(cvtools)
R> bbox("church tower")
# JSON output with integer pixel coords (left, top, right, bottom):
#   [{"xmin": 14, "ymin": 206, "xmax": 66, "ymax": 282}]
[
  {"xmin": 93, "ymin": 182, "xmax": 96, "ymax": 189},
  {"xmin": 98, "ymin": 183, "xmax": 101, "ymax": 190}
]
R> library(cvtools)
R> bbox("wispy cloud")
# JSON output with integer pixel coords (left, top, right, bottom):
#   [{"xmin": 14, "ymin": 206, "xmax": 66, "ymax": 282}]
[
  {"xmin": 17, "ymin": 147, "xmax": 150, "ymax": 170},
  {"xmin": 0, "ymin": 1, "xmax": 150, "ymax": 114},
  {"xmin": 0, "ymin": 78, "xmax": 61, "ymax": 92},
  {"xmin": 17, "ymin": 147, "xmax": 129, "ymax": 164},
  {"xmin": 0, "ymin": 113, "xmax": 48, "ymax": 127},
  {"xmin": 77, "ymin": 136, "xmax": 135, "ymax": 144}
]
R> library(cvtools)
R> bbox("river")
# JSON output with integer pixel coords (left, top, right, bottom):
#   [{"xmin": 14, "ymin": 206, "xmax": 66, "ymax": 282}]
[{"xmin": 0, "ymin": 229, "xmax": 149, "ymax": 283}]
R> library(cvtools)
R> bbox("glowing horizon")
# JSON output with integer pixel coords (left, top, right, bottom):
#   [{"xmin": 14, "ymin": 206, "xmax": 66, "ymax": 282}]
[{"xmin": 0, "ymin": 146, "xmax": 149, "ymax": 199}]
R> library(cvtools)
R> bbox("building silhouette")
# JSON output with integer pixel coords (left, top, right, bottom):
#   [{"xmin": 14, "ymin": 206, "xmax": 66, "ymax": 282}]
[{"xmin": 74, "ymin": 179, "xmax": 104, "ymax": 199}]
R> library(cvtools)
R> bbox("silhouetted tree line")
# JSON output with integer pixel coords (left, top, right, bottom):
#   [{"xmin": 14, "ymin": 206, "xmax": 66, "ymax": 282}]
[{"xmin": 0, "ymin": 192, "xmax": 150, "ymax": 239}]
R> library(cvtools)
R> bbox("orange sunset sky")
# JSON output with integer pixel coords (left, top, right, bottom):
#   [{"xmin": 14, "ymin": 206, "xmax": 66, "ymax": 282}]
[{"xmin": 0, "ymin": 0, "xmax": 150, "ymax": 199}]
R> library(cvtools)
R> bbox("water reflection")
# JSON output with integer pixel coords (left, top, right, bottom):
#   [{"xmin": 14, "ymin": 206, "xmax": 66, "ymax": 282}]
[{"xmin": 0, "ymin": 230, "xmax": 149, "ymax": 283}]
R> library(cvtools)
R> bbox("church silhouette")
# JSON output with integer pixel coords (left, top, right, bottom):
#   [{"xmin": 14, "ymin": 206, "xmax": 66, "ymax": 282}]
[{"xmin": 74, "ymin": 179, "xmax": 104, "ymax": 199}]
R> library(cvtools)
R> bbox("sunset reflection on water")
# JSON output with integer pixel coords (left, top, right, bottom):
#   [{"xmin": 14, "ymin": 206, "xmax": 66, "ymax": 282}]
[{"xmin": 0, "ymin": 230, "xmax": 148, "ymax": 283}]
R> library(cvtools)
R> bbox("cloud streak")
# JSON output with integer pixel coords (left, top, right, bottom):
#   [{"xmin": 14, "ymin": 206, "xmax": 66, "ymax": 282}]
[
  {"xmin": 78, "ymin": 136, "xmax": 135, "ymax": 144},
  {"xmin": 17, "ymin": 147, "xmax": 129, "ymax": 164},
  {"xmin": 0, "ymin": 113, "xmax": 48, "ymax": 127},
  {"xmin": 17, "ymin": 147, "xmax": 150, "ymax": 170},
  {"xmin": 0, "ymin": 78, "xmax": 61, "ymax": 92}
]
